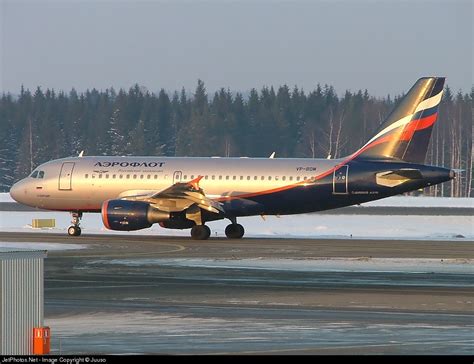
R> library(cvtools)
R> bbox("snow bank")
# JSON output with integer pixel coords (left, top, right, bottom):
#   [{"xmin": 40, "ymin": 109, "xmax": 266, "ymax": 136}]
[
  {"xmin": 0, "ymin": 210, "xmax": 472, "ymax": 241},
  {"xmin": 91, "ymin": 257, "xmax": 474, "ymax": 274},
  {"xmin": 0, "ymin": 193, "xmax": 14, "ymax": 203},
  {"xmin": 0, "ymin": 241, "xmax": 87, "ymax": 251},
  {"xmin": 362, "ymin": 196, "xmax": 473, "ymax": 208}
]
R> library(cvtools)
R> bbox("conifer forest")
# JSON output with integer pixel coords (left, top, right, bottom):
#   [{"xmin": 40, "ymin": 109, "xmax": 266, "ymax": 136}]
[{"xmin": 0, "ymin": 80, "xmax": 472, "ymax": 196}]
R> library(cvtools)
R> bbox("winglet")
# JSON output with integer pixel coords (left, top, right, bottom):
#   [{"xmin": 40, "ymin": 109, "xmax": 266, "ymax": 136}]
[{"xmin": 188, "ymin": 175, "xmax": 204, "ymax": 190}]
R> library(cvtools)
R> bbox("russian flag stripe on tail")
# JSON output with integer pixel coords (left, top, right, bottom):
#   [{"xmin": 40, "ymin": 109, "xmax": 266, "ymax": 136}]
[{"xmin": 354, "ymin": 77, "xmax": 445, "ymax": 164}]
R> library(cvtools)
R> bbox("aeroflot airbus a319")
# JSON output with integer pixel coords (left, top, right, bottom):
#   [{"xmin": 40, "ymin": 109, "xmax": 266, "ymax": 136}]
[{"xmin": 10, "ymin": 77, "xmax": 455, "ymax": 239}]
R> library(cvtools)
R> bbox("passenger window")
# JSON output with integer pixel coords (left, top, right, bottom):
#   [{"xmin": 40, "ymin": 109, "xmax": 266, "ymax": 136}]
[
  {"xmin": 240, "ymin": 176, "xmax": 243, "ymax": 180},
  {"xmin": 212, "ymin": 175, "xmax": 215, "ymax": 180},
  {"xmin": 282, "ymin": 176, "xmax": 286, "ymax": 181},
  {"xmin": 184, "ymin": 175, "xmax": 187, "ymax": 180},
  {"xmin": 254, "ymin": 176, "xmax": 258, "ymax": 180},
  {"xmin": 268, "ymin": 176, "xmax": 272, "ymax": 180},
  {"xmin": 233, "ymin": 176, "xmax": 236, "ymax": 180},
  {"xmin": 296, "ymin": 176, "xmax": 300, "ymax": 181},
  {"xmin": 126, "ymin": 175, "xmax": 130, "ymax": 179},
  {"xmin": 31, "ymin": 171, "xmax": 38, "ymax": 178},
  {"xmin": 85, "ymin": 174, "xmax": 89, "ymax": 179},
  {"xmin": 247, "ymin": 176, "xmax": 251, "ymax": 180},
  {"xmin": 119, "ymin": 175, "xmax": 123, "ymax": 179},
  {"xmin": 154, "ymin": 175, "xmax": 158, "ymax": 179},
  {"xmin": 261, "ymin": 176, "xmax": 265, "ymax": 180},
  {"xmin": 140, "ymin": 175, "xmax": 144, "ymax": 179},
  {"xmin": 105, "ymin": 174, "xmax": 109, "ymax": 179},
  {"xmin": 219, "ymin": 176, "xmax": 222, "ymax": 180},
  {"xmin": 275, "ymin": 176, "xmax": 279, "ymax": 181},
  {"xmin": 92, "ymin": 175, "xmax": 95, "ymax": 179},
  {"xmin": 98, "ymin": 174, "xmax": 102, "ymax": 179},
  {"xmin": 191, "ymin": 175, "xmax": 195, "ymax": 179},
  {"xmin": 226, "ymin": 176, "xmax": 229, "ymax": 180},
  {"xmin": 112, "ymin": 174, "xmax": 116, "ymax": 179},
  {"xmin": 133, "ymin": 175, "xmax": 137, "ymax": 179},
  {"xmin": 289, "ymin": 176, "xmax": 293, "ymax": 181},
  {"xmin": 205, "ymin": 175, "xmax": 209, "ymax": 180}
]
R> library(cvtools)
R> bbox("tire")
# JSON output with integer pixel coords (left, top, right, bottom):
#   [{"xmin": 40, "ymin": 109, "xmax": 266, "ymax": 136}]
[
  {"xmin": 191, "ymin": 225, "xmax": 211, "ymax": 240},
  {"xmin": 68, "ymin": 226, "xmax": 81, "ymax": 236},
  {"xmin": 225, "ymin": 223, "xmax": 245, "ymax": 239}
]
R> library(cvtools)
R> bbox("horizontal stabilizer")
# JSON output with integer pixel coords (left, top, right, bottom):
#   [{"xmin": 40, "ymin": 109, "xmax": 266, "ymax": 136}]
[{"xmin": 376, "ymin": 169, "xmax": 422, "ymax": 187}]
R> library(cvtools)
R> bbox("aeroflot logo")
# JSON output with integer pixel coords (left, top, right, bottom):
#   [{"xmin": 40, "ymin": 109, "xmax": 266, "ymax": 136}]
[{"xmin": 94, "ymin": 161, "xmax": 165, "ymax": 168}]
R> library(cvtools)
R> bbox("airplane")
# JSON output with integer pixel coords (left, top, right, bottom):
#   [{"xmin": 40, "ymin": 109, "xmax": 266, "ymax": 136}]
[{"xmin": 9, "ymin": 77, "xmax": 455, "ymax": 240}]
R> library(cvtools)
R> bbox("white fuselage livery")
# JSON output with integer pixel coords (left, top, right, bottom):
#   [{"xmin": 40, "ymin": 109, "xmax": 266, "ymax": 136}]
[{"xmin": 10, "ymin": 156, "xmax": 341, "ymax": 213}]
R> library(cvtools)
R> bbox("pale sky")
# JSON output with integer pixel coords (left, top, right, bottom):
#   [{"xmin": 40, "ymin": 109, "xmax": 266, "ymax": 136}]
[{"xmin": 1, "ymin": 0, "xmax": 472, "ymax": 96}]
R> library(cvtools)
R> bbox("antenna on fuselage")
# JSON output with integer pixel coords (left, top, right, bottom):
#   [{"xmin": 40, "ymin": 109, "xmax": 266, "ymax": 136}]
[
  {"xmin": 78, "ymin": 150, "xmax": 84, "ymax": 157},
  {"xmin": 269, "ymin": 152, "xmax": 275, "ymax": 159}
]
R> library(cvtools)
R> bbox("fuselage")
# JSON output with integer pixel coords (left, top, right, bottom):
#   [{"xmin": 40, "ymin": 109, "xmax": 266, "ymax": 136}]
[{"xmin": 9, "ymin": 155, "xmax": 453, "ymax": 218}]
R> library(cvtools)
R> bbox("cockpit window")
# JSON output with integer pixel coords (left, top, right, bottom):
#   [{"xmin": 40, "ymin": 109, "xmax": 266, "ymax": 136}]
[{"xmin": 30, "ymin": 170, "xmax": 45, "ymax": 178}]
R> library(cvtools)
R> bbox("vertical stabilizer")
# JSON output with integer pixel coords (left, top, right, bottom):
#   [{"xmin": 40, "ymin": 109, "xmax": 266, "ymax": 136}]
[{"xmin": 354, "ymin": 77, "xmax": 445, "ymax": 163}]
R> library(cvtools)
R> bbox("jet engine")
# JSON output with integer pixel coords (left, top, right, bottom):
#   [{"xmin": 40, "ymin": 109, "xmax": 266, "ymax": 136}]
[{"xmin": 101, "ymin": 199, "xmax": 170, "ymax": 231}]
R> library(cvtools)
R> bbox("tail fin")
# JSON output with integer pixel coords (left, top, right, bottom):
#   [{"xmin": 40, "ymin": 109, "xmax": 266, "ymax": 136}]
[{"xmin": 354, "ymin": 77, "xmax": 445, "ymax": 163}]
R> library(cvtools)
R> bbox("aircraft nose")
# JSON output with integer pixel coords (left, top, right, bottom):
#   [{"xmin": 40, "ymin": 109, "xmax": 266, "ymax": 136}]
[{"xmin": 9, "ymin": 181, "xmax": 24, "ymax": 203}]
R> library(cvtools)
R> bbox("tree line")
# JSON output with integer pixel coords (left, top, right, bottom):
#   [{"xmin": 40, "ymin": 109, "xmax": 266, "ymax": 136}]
[{"xmin": 0, "ymin": 81, "xmax": 472, "ymax": 196}]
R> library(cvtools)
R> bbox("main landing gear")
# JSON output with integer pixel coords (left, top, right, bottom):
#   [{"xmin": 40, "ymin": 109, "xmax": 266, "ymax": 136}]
[
  {"xmin": 189, "ymin": 220, "xmax": 245, "ymax": 240},
  {"xmin": 225, "ymin": 223, "xmax": 245, "ymax": 239},
  {"xmin": 224, "ymin": 216, "xmax": 245, "ymax": 239},
  {"xmin": 68, "ymin": 212, "xmax": 82, "ymax": 236},
  {"xmin": 191, "ymin": 224, "xmax": 211, "ymax": 240}
]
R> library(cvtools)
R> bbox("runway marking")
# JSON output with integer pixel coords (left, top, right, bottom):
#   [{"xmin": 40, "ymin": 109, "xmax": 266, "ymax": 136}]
[{"xmin": 58, "ymin": 243, "xmax": 186, "ymax": 258}]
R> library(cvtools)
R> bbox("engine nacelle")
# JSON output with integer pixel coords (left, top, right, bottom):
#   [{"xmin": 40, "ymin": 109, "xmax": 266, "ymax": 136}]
[{"xmin": 101, "ymin": 199, "xmax": 170, "ymax": 231}]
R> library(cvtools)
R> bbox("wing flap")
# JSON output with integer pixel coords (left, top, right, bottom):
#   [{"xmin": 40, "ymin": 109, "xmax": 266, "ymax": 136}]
[{"xmin": 116, "ymin": 176, "xmax": 224, "ymax": 215}]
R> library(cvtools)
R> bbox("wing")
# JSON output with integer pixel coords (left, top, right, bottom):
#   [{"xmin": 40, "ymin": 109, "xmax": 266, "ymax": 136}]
[{"xmin": 118, "ymin": 176, "xmax": 224, "ymax": 214}]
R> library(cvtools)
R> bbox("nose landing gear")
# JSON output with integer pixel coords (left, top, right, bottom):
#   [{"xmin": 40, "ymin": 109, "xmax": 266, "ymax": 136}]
[{"xmin": 68, "ymin": 212, "xmax": 82, "ymax": 236}]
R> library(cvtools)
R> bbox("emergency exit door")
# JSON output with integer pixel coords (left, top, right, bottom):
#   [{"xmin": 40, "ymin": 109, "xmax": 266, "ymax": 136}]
[
  {"xmin": 59, "ymin": 162, "xmax": 75, "ymax": 190},
  {"xmin": 173, "ymin": 171, "xmax": 183, "ymax": 184}
]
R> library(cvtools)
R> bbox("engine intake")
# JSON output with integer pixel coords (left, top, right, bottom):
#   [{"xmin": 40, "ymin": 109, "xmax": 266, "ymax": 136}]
[{"xmin": 101, "ymin": 199, "xmax": 170, "ymax": 231}]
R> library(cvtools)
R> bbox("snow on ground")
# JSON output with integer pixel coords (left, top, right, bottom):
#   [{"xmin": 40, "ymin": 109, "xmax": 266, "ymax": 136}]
[
  {"xmin": 0, "ymin": 210, "xmax": 472, "ymax": 240},
  {"xmin": 361, "ymin": 196, "xmax": 473, "ymax": 208},
  {"xmin": 91, "ymin": 257, "xmax": 474, "ymax": 275},
  {"xmin": 0, "ymin": 193, "xmax": 472, "ymax": 240},
  {"xmin": 0, "ymin": 241, "xmax": 87, "ymax": 251},
  {"xmin": 0, "ymin": 193, "xmax": 14, "ymax": 202}
]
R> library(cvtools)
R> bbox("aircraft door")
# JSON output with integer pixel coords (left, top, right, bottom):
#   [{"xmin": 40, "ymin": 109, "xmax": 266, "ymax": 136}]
[
  {"xmin": 173, "ymin": 171, "xmax": 183, "ymax": 184},
  {"xmin": 333, "ymin": 165, "xmax": 349, "ymax": 194},
  {"xmin": 59, "ymin": 162, "xmax": 75, "ymax": 190}
]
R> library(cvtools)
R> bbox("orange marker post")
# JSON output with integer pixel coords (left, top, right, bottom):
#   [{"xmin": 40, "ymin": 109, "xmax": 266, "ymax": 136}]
[{"xmin": 33, "ymin": 327, "xmax": 51, "ymax": 355}]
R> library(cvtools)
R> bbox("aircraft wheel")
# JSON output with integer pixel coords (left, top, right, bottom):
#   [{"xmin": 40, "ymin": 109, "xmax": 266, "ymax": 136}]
[
  {"xmin": 191, "ymin": 225, "xmax": 211, "ymax": 240},
  {"xmin": 68, "ymin": 226, "xmax": 81, "ymax": 236},
  {"xmin": 225, "ymin": 223, "xmax": 245, "ymax": 239}
]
